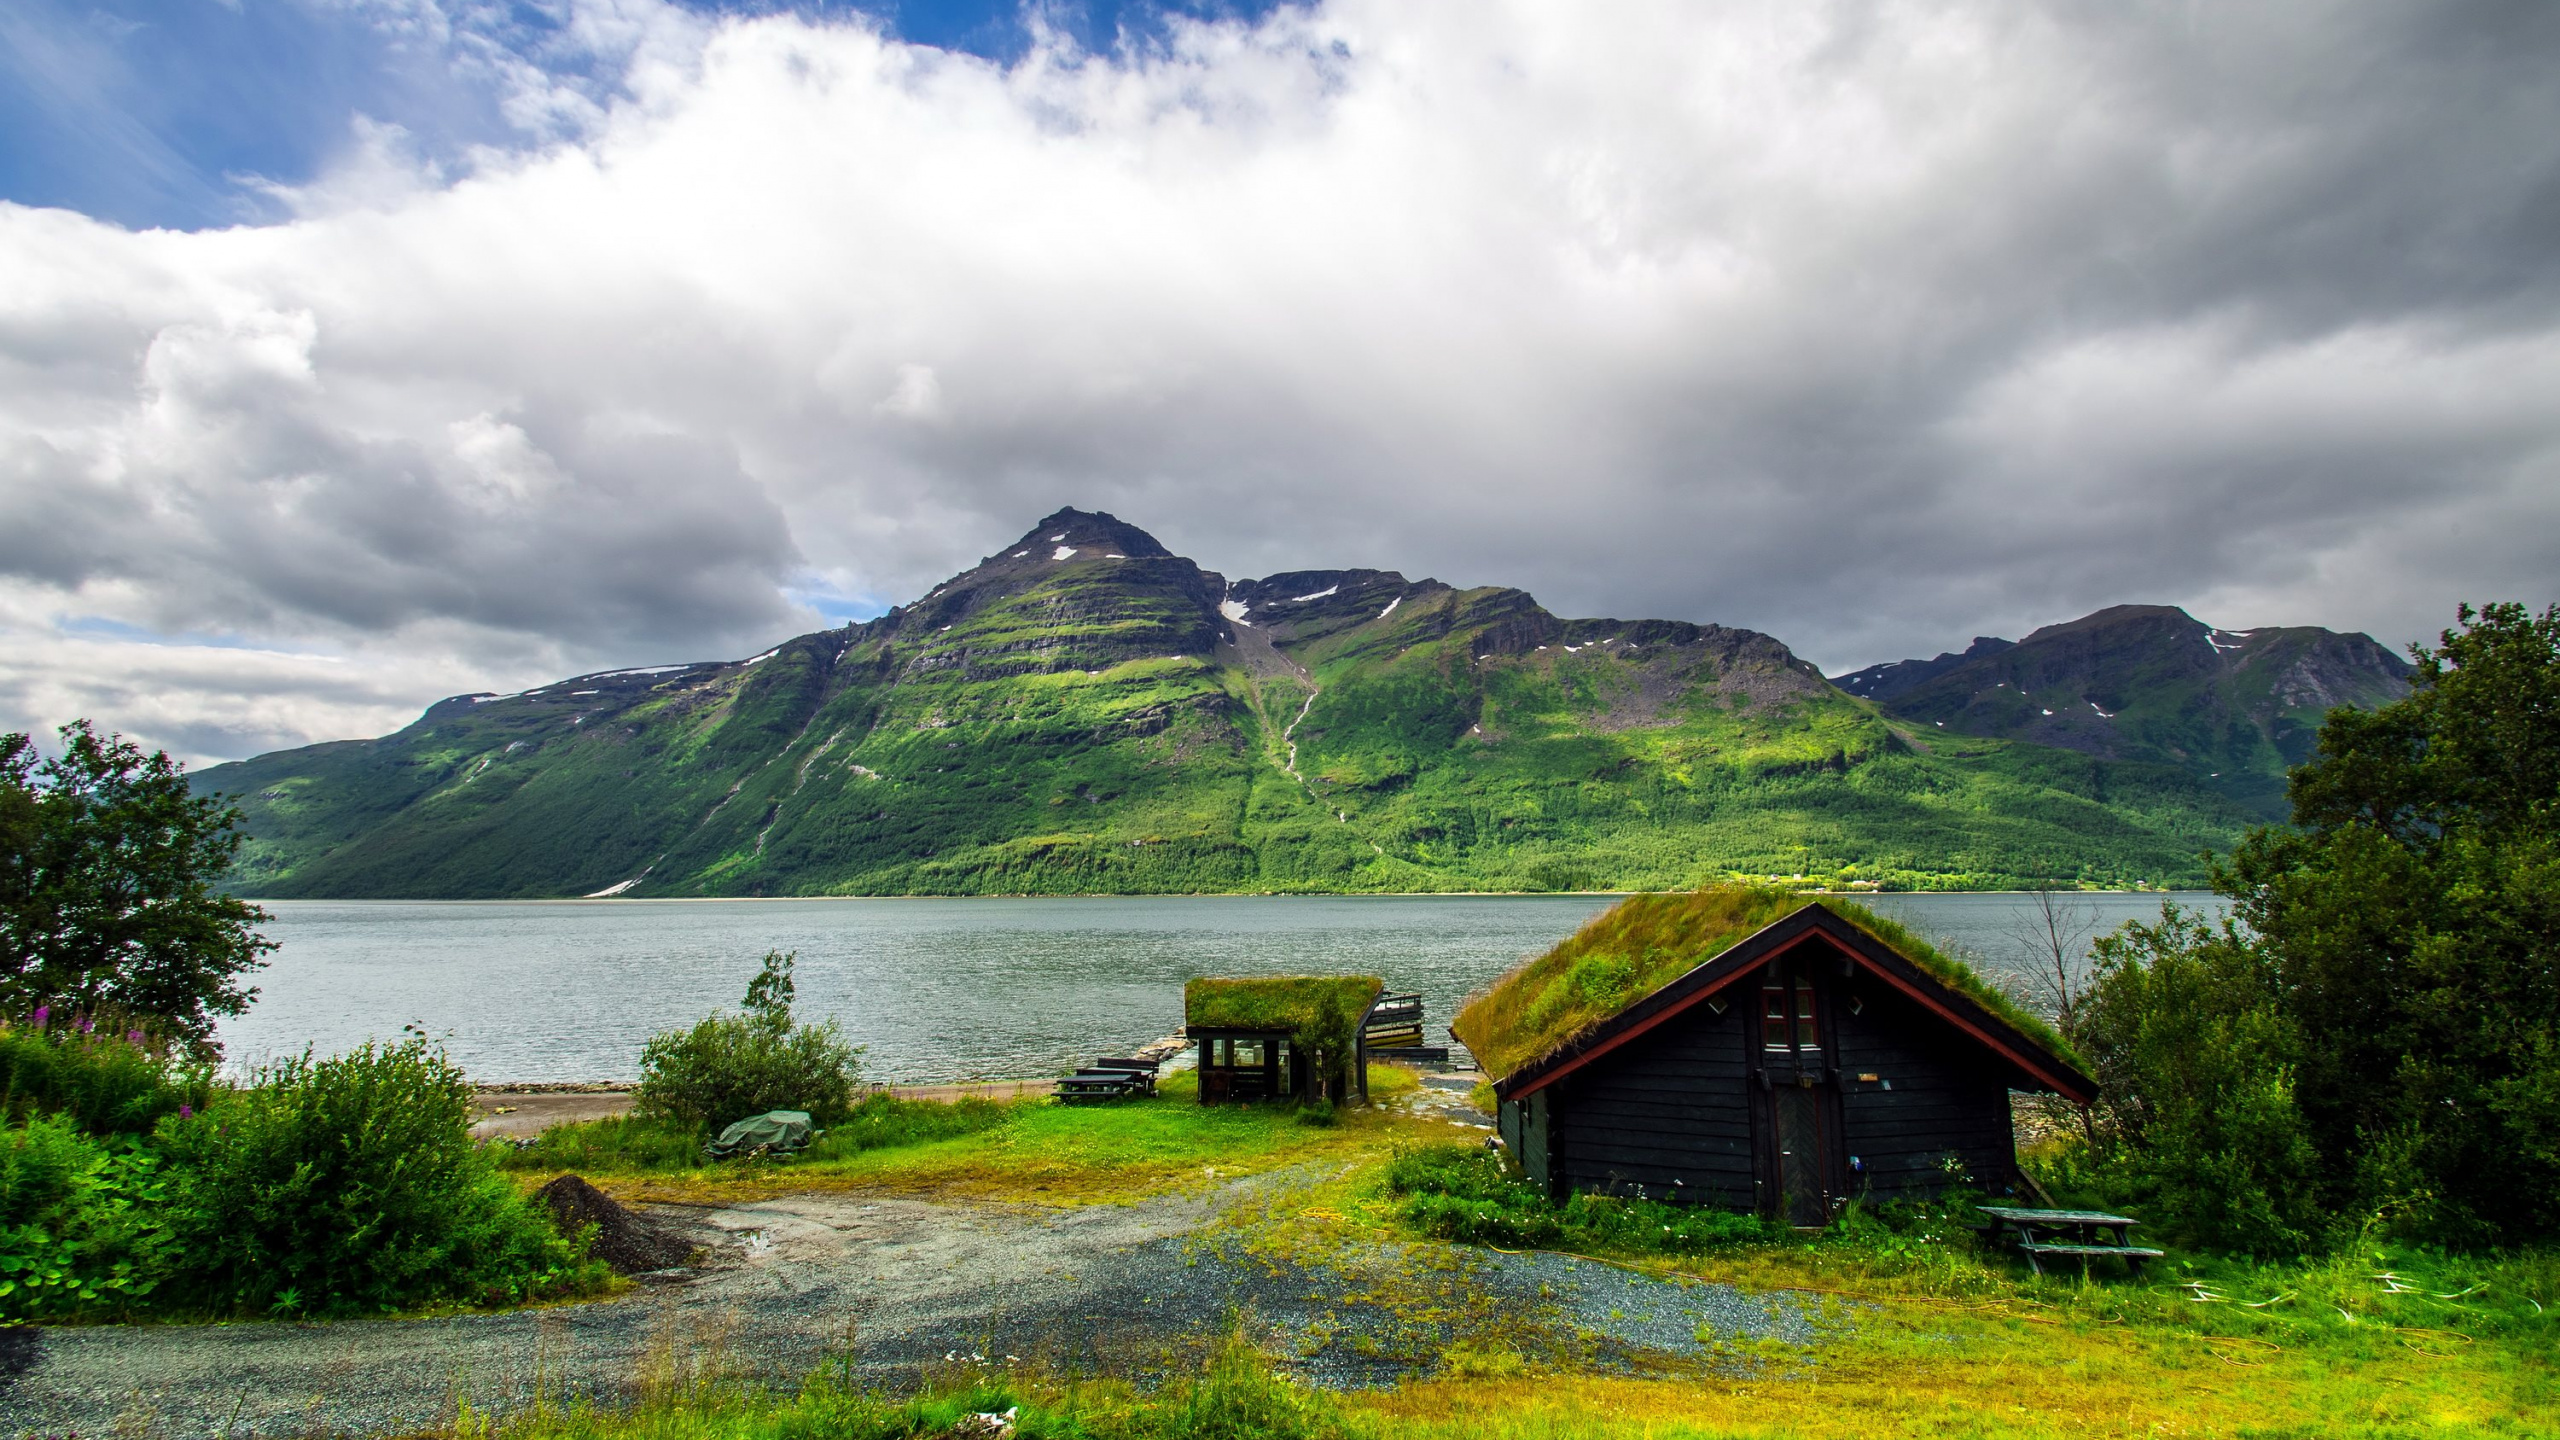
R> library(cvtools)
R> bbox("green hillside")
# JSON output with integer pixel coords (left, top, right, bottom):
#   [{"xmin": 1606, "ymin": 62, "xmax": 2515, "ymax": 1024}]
[{"xmin": 198, "ymin": 510, "xmax": 2263, "ymax": 897}]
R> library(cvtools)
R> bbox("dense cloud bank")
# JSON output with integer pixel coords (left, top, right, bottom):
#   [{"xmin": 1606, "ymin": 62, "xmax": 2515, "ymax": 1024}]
[{"xmin": 4, "ymin": 0, "xmax": 2557, "ymax": 764}]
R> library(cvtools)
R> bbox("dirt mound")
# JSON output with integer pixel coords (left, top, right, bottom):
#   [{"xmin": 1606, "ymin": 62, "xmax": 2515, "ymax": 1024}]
[{"xmin": 534, "ymin": 1174, "xmax": 692, "ymax": 1275}]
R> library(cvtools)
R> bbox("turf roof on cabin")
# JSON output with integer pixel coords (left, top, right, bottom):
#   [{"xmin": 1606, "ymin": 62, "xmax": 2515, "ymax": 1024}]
[
  {"xmin": 1185, "ymin": 976, "xmax": 1384, "ymax": 1054},
  {"xmin": 1450, "ymin": 887, "xmax": 2083, "ymax": 1082}
]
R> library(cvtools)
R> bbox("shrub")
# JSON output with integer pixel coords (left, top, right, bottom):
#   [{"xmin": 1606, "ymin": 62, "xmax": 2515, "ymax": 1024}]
[
  {"xmin": 0, "ymin": 1013, "xmax": 210, "ymax": 1135},
  {"xmin": 155, "ymin": 1036, "xmax": 601, "ymax": 1316},
  {"xmin": 635, "ymin": 951, "xmax": 861, "ymax": 1134},
  {"xmin": 1385, "ymin": 1143, "xmax": 1771, "ymax": 1255}
]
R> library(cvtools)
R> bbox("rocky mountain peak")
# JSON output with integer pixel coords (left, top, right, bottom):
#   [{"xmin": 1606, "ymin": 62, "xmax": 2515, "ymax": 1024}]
[{"xmin": 991, "ymin": 507, "xmax": 1178, "ymax": 563}]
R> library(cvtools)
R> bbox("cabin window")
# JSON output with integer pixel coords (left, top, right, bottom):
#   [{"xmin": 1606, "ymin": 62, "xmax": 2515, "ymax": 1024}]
[
  {"xmin": 1762, "ymin": 978, "xmax": 1821, "ymax": 1053},
  {"xmin": 1211, "ymin": 1037, "xmax": 1232, "ymax": 1067},
  {"xmin": 1235, "ymin": 1038, "xmax": 1266, "ymax": 1069},
  {"xmin": 1274, "ymin": 1039, "xmax": 1292, "ymax": 1074}
]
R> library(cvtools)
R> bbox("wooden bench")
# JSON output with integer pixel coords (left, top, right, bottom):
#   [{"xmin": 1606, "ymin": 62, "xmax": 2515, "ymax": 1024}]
[{"xmin": 2015, "ymin": 1242, "xmax": 2165, "ymax": 1275}]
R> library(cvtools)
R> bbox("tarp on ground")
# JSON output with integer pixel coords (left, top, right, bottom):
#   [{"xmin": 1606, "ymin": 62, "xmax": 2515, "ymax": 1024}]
[{"xmin": 708, "ymin": 1109, "xmax": 815, "ymax": 1159}]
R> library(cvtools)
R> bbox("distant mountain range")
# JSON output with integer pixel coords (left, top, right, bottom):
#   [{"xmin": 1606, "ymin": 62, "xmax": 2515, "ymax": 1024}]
[
  {"xmin": 1831, "ymin": 606, "xmax": 2412, "ymax": 817},
  {"xmin": 194, "ymin": 509, "xmax": 2399, "ymax": 898}
]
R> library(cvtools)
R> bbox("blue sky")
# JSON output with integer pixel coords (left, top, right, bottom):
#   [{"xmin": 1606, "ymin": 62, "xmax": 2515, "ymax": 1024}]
[{"xmin": 0, "ymin": 0, "xmax": 1285, "ymax": 230}]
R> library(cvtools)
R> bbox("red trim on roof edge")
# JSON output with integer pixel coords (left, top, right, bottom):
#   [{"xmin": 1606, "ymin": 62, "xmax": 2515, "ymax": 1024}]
[{"xmin": 1499, "ymin": 906, "xmax": 2093, "ymax": 1105}]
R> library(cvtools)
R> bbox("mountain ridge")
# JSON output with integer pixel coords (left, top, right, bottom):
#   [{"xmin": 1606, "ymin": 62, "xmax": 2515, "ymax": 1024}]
[
  {"xmin": 198, "ymin": 509, "xmax": 2294, "ymax": 897},
  {"xmin": 1830, "ymin": 604, "xmax": 2413, "ymax": 816}
]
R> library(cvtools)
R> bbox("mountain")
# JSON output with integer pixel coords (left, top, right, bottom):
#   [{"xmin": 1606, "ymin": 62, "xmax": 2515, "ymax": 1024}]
[
  {"xmin": 197, "ymin": 510, "xmax": 2266, "ymax": 898},
  {"xmin": 1833, "ymin": 604, "xmax": 2413, "ymax": 817}
]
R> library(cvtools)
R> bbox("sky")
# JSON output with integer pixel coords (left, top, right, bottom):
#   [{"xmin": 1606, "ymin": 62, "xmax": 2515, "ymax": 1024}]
[{"xmin": 3, "ymin": 0, "xmax": 2556, "ymax": 768}]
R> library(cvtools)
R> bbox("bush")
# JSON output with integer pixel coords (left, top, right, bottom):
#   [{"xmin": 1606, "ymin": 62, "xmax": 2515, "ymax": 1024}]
[
  {"xmin": 2066, "ymin": 906, "xmax": 2325, "ymax": 1256},
  {"xmin": 635, "ymin": 951, "xmax": 861, "ymax": 1134},
  {"xmin": 0, "ymin": 1013, "xmax": 210, "ymax": 1135},
  {"xmin": 1385, "ymin": 1143, "xmax": 1771, "ymax": 1255},
  {"xmin": 155, "ymin": 1036, "xmax": 601, "ymax": 1316}
]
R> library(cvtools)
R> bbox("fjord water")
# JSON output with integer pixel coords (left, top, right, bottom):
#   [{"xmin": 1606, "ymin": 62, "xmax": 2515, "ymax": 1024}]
[{"xmin": 218, "ymin": 892, "xmax": 2217, "ymax": 1084}]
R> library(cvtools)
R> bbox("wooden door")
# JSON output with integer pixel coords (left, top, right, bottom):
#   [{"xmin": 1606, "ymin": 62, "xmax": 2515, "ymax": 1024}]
[{"xmin": 1773, "ymin": 1084, "xmax": 1829, "ymax": 1226}]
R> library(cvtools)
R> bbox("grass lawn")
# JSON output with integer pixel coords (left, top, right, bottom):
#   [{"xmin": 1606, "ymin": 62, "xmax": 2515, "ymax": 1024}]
[{"xmin": 488, "ymin": 1067, "xmax": 2557, "ymax": 1440}]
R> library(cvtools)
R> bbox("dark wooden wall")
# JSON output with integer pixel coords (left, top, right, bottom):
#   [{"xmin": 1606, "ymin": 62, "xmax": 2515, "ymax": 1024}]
[
  {"xmin": 1831, "ymin": 980, "xmax": 2020, "ymax": 1197},
  {"xmin": 1521, "ymin": 1001, "xmax": 1761, "ymax": 1208}
]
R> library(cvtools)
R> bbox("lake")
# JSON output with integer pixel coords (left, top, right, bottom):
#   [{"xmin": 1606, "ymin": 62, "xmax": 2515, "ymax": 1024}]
[{"xmin": 216, "ymin": 892, "xmax": 2217, "ymax": 1083}]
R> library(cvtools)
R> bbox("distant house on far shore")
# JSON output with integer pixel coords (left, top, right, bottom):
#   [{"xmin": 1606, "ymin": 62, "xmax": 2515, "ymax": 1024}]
[
  {"xmin": 1185, "ymin": 975, "xmax": 1383, "ymax": 1105},
  {"xmin": 1454, "ymin": 889, "xmax": 2093, "ymax": 1227}
]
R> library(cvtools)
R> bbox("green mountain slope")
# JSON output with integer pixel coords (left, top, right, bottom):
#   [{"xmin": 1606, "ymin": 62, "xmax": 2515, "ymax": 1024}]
[
  {"xmin": 1834, "ymin": 605, "xmax": 2412, "ymax": 818},
  {"xmin": 199, "ymin": 511, "xmax": 2266, "ymax": 897}
]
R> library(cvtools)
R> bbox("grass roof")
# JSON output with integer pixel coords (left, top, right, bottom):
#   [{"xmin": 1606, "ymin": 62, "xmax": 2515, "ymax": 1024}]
[
  {"xmin": 1450, "ymin": 888, "xmax": 2083, "ymax": 1082},
  {"xmin": 1185, "ymin": 975, "xmax": 1384, "ymax": 1056}
]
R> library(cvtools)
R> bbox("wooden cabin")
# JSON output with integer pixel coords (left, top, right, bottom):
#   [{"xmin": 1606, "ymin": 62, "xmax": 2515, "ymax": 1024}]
[
  {"xmin": 1454, "ymin": 893, "xmax": 2094, "ymax": 1227},
  {"xmin": 1184, "ymin": 976, "xmax": 1383, "ymax": 1105}
]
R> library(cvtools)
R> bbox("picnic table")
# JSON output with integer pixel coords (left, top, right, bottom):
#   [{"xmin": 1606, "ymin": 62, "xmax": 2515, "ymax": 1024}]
[
  {"xmin": 1053, "ymin": 1058, "xmax": 1161, "ymax": 1104},
  {"xmin": 1976, "ymin": 1206, "xmax": 2164, "ymax": 1276}
]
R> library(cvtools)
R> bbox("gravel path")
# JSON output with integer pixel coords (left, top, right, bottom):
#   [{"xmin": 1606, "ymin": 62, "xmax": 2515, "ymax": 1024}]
[{"xmin": 0, "ymin": 1177, "xmax": 1812, "ymax": 1437}]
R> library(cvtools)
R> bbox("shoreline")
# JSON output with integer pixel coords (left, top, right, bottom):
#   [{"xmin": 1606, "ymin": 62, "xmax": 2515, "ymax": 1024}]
[{"xmin": 238, "ymin": 887, "xmax": 2201, "ymax": 905}]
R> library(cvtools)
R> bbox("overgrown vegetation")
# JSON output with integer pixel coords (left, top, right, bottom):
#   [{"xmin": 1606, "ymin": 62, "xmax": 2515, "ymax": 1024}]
[
  {"xmin": 1184, "ymin": 975, "xmax": 1382, "ymax": 1096},
  {"xmin": 634, "ymin": 952, "xmax": 863, "ymax": 1134},
  {"xmin": 2053, "ymin": 602, "xmax": 2560, "ymax": 1252},
  {"xmin": 1385, "ymin": 1142, "xmax": 1772, "ymax": 1253}
]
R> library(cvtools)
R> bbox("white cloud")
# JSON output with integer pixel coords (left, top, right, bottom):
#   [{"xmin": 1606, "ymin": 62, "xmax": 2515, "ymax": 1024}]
[{"xmin": 4, "ymin": 0, "xmax": 2557, "ymax": 762}]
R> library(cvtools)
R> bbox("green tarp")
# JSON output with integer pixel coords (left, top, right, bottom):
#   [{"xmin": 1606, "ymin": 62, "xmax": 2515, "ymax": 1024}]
[{"xmin": 707, "ymin": 1109, "xmax": 816, "ymax": 1159}]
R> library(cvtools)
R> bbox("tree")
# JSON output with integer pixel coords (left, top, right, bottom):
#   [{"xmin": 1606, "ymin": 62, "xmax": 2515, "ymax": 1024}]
[
  {"xmin": 2218, "ymin": 602, "xmax": 2560, "ymax": 1244},
  {"xmin": 0, "ymin": 722, "xmax": 273, "ymax": 1048},
  {"xmin": 2070, "ymin": 906, "xmax": 2322, "ymax": 1255}
]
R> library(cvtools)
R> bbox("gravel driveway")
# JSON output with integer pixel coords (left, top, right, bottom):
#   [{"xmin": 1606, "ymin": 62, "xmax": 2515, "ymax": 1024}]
[{"xmin": 0, "ymin": 1177, "xmax": 1812, "ymax": 1437}]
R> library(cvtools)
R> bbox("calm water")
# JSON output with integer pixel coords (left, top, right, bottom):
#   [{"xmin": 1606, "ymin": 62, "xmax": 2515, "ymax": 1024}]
[{"xmin": 216, "ymin": 892, "xmax": 2216, "ymax": 1084}]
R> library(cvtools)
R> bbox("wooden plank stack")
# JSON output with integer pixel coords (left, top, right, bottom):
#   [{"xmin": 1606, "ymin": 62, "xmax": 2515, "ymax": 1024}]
[{"xmin": 1361, "ymin": 993, "xmax": 1449, "ymax": 1062}]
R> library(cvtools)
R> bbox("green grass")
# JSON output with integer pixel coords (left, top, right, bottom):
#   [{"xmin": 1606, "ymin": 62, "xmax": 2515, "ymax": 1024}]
[
  {"xmin": 498, "ymin": 1094, "xmax": 1011, "ymax": 1175},
  {"xmin": 515, "ymin": 1068, "xmax": 1428, "ymax": 1207}
]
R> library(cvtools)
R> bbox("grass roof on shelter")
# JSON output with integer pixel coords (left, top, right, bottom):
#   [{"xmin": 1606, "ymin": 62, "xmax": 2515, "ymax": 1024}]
[
  {"xmin": 1185, "ymin": 976, "xmax": 1383, "ymax": 1056},
  {"xmin": 1451, "ymin": 887, "xmax": 2081, "ymax": 1081}
]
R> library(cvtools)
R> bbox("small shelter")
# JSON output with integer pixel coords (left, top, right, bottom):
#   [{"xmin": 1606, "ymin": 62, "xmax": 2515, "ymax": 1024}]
[
  {"xmin": 1453, "ymin": 890, "xmax": 2093, "ymax": 1227},
  {"xmin": 1185, "ymin": 975, "xmax": 1383, "ymax": 1105}
]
